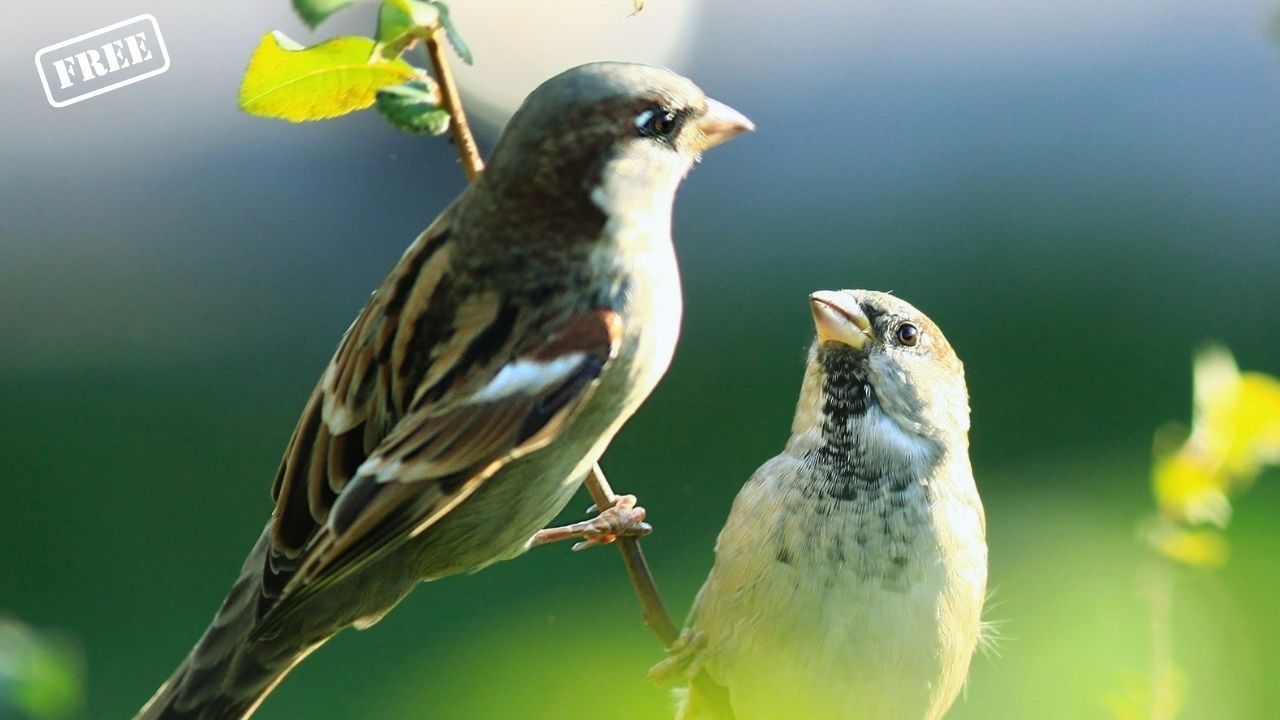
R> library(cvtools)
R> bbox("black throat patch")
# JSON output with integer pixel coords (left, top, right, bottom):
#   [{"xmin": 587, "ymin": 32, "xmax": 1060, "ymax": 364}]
[
  {"xmin": 819, "ymin": 349, "xmax": 872, "ymax": 422},
  {"xmin": 806, "ymin": 348, "xmax": 920, "ymax": 503}
]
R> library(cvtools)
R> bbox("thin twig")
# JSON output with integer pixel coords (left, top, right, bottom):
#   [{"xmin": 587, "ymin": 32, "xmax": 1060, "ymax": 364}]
[
  {"xmin": 424, "ymin": 30, "xmax": 484, "ymax": 182},
  {"xmin": 584, "ymin": 463, "xmax": 681, "ymax": 647}
]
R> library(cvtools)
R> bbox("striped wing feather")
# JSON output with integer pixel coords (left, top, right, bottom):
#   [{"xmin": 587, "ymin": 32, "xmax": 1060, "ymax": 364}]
[{"xmin": 259, "ymin": 214, "xmax": 621, "ymax": 629}]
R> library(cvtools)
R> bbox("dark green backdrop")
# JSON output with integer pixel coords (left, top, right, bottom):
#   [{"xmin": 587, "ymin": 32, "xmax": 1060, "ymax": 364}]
[{"xmin": 3, "ymin": 1, "xmax": 1279, "ymax": 718}]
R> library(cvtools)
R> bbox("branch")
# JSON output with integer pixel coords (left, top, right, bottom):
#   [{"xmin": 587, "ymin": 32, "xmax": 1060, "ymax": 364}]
[
  {"xmin": 584, "ymin": 464, "xmax": 681, "ymax": 647},
  {"xmin": 424, "ymin": 30, "xmax": 484, "ymax": 182}
]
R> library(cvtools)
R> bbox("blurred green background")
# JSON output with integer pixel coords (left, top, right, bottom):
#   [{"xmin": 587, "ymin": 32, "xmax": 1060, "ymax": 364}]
[{"xmin": 3, "ymin": 0, "xmax": 1280, "ymax": 718}]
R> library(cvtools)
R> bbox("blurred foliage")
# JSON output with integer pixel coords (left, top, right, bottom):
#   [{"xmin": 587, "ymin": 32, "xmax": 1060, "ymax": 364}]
[
  {"xmin": 1117, "ymin": 347, "xmax": 1280, "ymax": 720},
  {"xmin": 0, "ymin": 619, "xmax": 82, "ymax": 720},
  {"xmin": 1146, "ymin": 347, "xmax": 1280, "ymax": 567},
  {"xmin": 1107, "ymin": 667, "xmax": 1186, "ymax": 720}
]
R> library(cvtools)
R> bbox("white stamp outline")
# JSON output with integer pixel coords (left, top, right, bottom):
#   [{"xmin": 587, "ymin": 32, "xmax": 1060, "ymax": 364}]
[{"xmin": 34, "ymin": 14, "xmax": 171, "ymax": 108}]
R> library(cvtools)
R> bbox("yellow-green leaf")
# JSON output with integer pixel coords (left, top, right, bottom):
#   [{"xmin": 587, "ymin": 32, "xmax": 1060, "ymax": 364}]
[
  {"xmin": 1222, "ymin": 372, "xmax": 1280, "ymax": 475},
  {"xmin": 239, "ymin": 32, "xmax": 418, "ymax": 122},
  {"xmin": 1188, "ymin": 345, "xmax": 1280, "ymax": 486},
  {"xmin": 1152, "ymin": 448, "xmax": 1230, "ymax": 526}
]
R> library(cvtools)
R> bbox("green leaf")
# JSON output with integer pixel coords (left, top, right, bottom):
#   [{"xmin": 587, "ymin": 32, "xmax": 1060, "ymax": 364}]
[
  {"xmin": 387, "ymin": 0, "xmax": 440, "ymax": 29},
  {"xmin": 293, "ymin": 0, "xmax": 362, "ymax": 28},
  {"xmin": 375, "ymin": 3, "xmax": 416, "ymax": 59},
  {"xmin": 374, "ymin": 0, "xmax": 439, "ymax": 60},
  {"xmin": 377, "ymin": 1, "xmax": 413, "ymax": 42},
  {"xmin": 434, "ymin": 3, "xmax": 474, "ymax": 65},
  {"xmin": 239, "ymin": 32, "xmax": 418, "ymax": 122},
  {"xmin": 376, "ymin": 79, "xmax": 451, "ymax": 135}
]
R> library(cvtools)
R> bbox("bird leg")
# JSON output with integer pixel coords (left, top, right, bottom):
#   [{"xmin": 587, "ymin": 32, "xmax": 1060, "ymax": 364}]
[{"xmin": 530, "ymin": 494, "xmax": 653, "ymax": 551}]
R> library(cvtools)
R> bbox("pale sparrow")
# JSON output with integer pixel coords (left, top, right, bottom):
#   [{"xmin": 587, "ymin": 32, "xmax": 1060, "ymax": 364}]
[
  {"xmin": 657, "ymin": 290, "xmax": 986, "ymax": 720},
  {"xmin": 136, "ymin": 62, "xmax": 752, "ymax": 720}
]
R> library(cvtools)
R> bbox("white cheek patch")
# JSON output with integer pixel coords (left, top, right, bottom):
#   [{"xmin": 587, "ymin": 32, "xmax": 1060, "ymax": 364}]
[
  {"xmin": 467, "ymin": 354, "xmax": 585, "ymax": 404},
  {"xmin": 869, "ymin": 407, "xmax": 932, "ymax": 464},
  {"xmin": 591, "ymin": 150, "xmax": 690, "ymax": 235}
]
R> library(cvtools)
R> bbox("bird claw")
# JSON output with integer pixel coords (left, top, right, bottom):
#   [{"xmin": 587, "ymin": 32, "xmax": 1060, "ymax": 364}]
[
  {"xmin": 649, "ymin": 629, "xmax": 708, "ymax": 687},
  {"xmin": 530, "ymin": 494, "xmax": 652, "ymax": 550},
  {"xmin": 572, "ymin": 494, "xmax": 652, "ymax": 550}
]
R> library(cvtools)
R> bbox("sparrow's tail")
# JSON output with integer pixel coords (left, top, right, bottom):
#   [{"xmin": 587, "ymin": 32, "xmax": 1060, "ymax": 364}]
[{"xmin": 134, "ymin": 528, "xmax": 321, "ymax": 720}]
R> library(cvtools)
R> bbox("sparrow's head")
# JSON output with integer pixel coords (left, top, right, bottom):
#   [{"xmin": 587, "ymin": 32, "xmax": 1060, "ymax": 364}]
[
  {"xmin": 799, "ymin": 290, "xmax": 970, "ymax": 458},
  {"xmin": 484, "ymin": 62, "xmax": 753, "ymax": 216}
]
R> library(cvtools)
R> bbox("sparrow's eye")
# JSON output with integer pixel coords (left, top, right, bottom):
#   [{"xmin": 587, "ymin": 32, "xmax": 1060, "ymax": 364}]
[
  {"xmin": 896, "ymin": 323, "xmax": 920, "ymax": 347},
  {"xmin": 636, "ymin": 108, "xmax": 680, "ymax": 140}
]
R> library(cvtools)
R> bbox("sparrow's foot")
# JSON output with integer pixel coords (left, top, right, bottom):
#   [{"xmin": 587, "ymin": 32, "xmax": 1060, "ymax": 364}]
[
  {"xmin": 649, "ymin": 629, "xmax": 708, "ymax": 687},
  {"xmin": 530, "ymin": 494, "xmax": 652, "ymax": 551}
]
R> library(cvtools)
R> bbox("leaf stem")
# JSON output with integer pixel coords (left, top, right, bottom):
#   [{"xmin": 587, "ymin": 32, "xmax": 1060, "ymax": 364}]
[
  {"xmin": 584, "ymin": 463, "xmax": 681, "ymax": 647},
  {"xmin": 424, "ymin": 30, "xmax": 483, "ymax": 181},
  {"xmin": 1145, "ymin": 556, "xmax": 1177, "ymax": 720}
]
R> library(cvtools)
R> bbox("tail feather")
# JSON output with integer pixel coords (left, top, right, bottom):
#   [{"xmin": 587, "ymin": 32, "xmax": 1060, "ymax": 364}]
[{"xmin": 134, "ymin": 528, "xmax": 322, "ymax": 720}]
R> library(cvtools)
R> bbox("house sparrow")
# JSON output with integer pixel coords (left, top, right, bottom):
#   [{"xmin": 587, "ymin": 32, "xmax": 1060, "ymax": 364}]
[
  {"xmin": 136, "ymin": 62, "xmax": 751, "ymax": 720},
  {"xmin": 656, "ymin": 290, "xmax": 987, "ymax": 720}
]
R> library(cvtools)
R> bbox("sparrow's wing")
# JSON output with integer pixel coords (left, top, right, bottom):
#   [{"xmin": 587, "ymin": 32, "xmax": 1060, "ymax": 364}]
[
  {"xmin": 259, "ymin": 217, "xmax": 621, "ymax": 628},
  {"xmin": 268, "ymin": 217, "xmax": 486, "ymax": 555},
  {"xmin": 262, "ymin": 308, "xmax": 621, "ymax": 630}
]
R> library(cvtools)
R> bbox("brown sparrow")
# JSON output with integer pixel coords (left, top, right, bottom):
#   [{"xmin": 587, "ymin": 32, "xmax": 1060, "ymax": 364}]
[{"xmin": 136, "ymin": 61, "xmax": 752, "ymax": 720}]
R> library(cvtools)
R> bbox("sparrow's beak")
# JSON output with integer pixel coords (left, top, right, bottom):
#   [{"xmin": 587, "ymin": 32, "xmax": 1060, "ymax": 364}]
[
  {"xmin": 810, "ymin": 291, "xmax": 874, "ymax": 350},
  {"xmin": 693, "ymin": 98, "xmax": 754, "ymax": 151}
]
